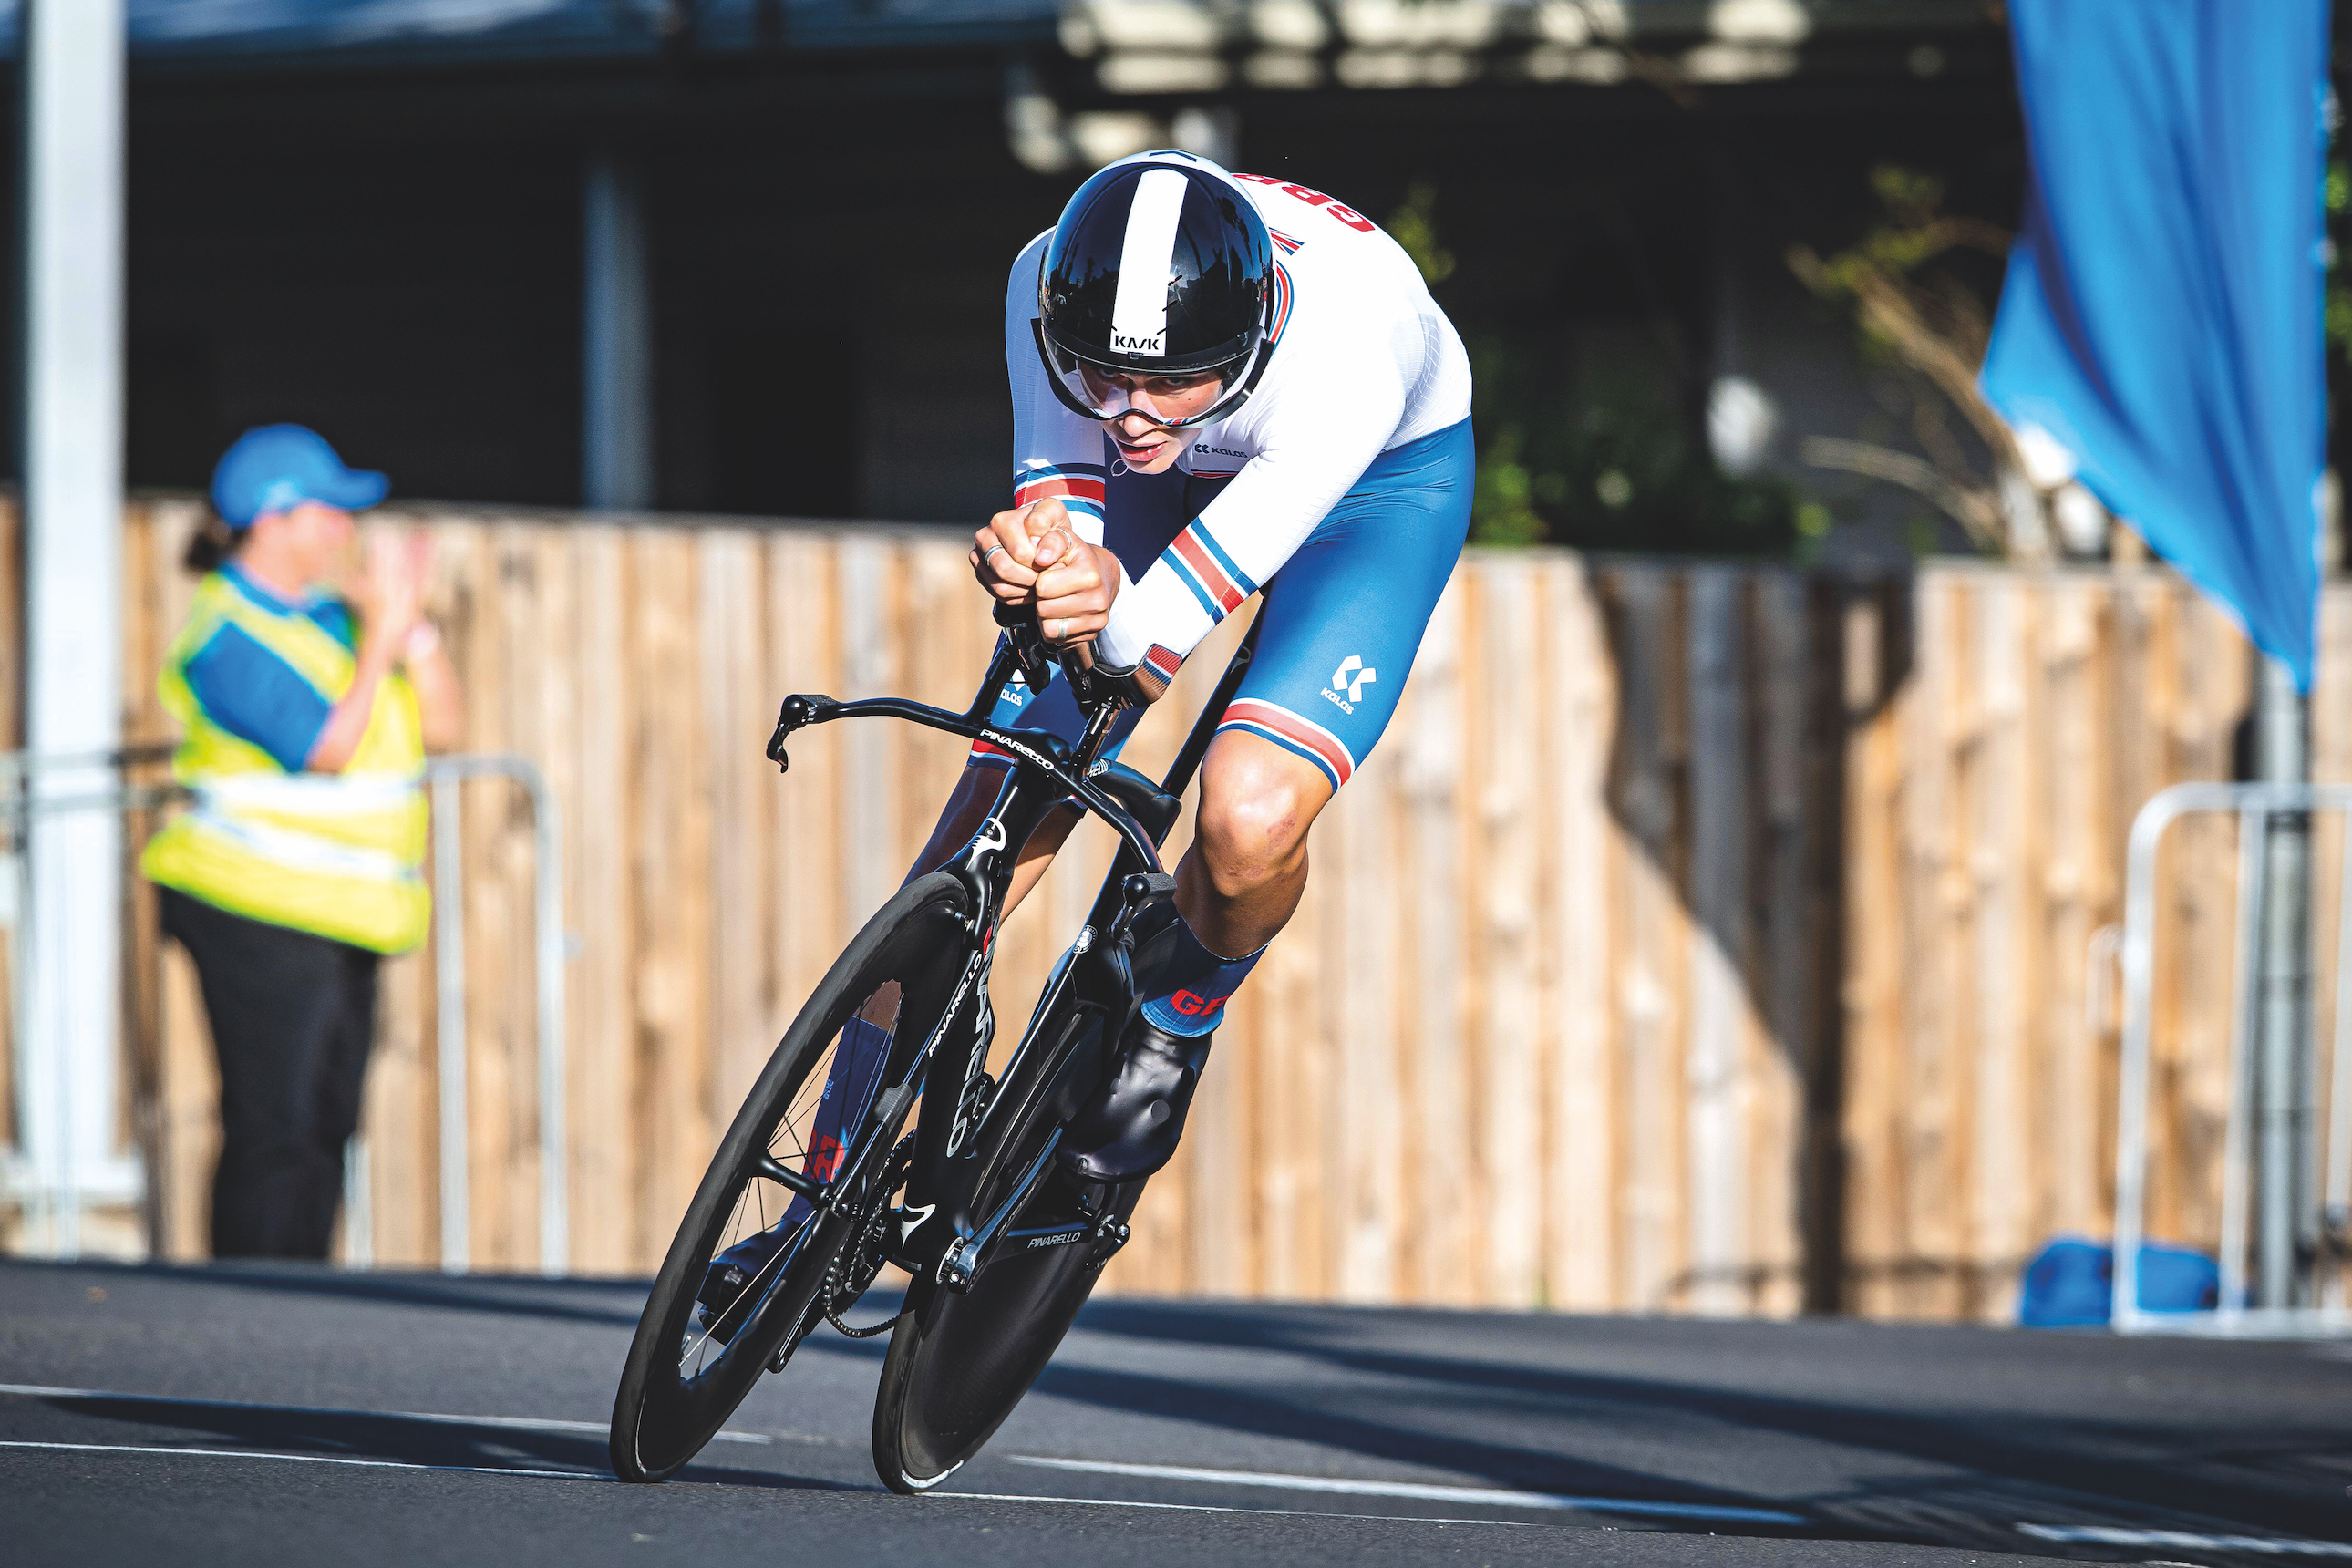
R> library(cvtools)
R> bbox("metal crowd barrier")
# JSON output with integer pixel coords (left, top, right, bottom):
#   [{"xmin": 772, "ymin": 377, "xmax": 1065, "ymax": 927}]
[
  {"xmin": 2110, "ymin": 782, "xmax": 2352, "ymax": 1336},
  {"xmin": 0, "ymin": 748, "xmax": 568, "ymax": 1276}
]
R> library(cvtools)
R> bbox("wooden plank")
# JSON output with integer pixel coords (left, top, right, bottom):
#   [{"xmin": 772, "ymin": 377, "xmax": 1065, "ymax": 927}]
[
  {"xmin": 566, "ymin": 523, "xmax": 640, "ymax": 1271},
  {"xmin": 1965, "ymin": 570, "xmax": 2035, "ymax": 1321},
  {"xmin": 703, "ymin": 531, "xmax": 775, "ymax": 1119},
  {"xmin": 1402, "ymin": 570, "xmax": 1471, "ymax": 1303},
  {"xmin": 1328, "ymin": 592, "xmax": 1412, "ymax": 1301},
  {"xmin": 837, "ymin": 536, "xmax": 897, "ymax": 932},
  {"xmin": 2035, "ymin": 578, "xmax": 2110, "ymax": 1249},
  {"xmin": 1471, "ymin": 552, "xmax": 1542, "ymax": 1307},
  {"xmin": 156, "ymin": 943, "xmax": 219, "ymax": 1262},
  {"xmin": 631, "ymin": 529, "xmax": 717, "ymax": 1258},
  {"xmin": 1894, "ymin": 569, "xmax": 1966, "ymax": 1321},
  {"xmin": 1605, "ymin": 562, "xmax": 1689, "ymax": 1310},
  {"xmin": 771, "ymin": 530, "xmax": 845, "ymax": 1041},
  {"xmin": 1542, "ymin": 552, "xmax": 1615, "ymax": 1311},
  {"xmin": 1839, "ymin": 581, "xmax": 1905, "ymax": 1317}
]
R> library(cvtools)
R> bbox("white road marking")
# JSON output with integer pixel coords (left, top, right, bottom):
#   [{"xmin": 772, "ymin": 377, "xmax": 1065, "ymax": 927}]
[
  {"xmin": 2017, "ymin": 1522, "xmax": 2352, "ymax": 1557},
  {"xmin": 0, "ymin": 1381, "xmax": 773, "ymax": 1444},
  {"xmin": 939, "ymin": 1491, "xmax": 1535, "ymax": 1527},
  {"xmin": 1006, "ymin": 1455, "xmax": 1807, "ymax": 1524},
  {"xmin": 0, "ymin": 1439, "xmax": 603, "ymax": 1480}
]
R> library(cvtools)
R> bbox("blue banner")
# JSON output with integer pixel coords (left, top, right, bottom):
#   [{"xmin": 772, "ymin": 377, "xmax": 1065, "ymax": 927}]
[{"xmin": 1981, "ymin": 0, "xmax": 2332, "ymax": 688}]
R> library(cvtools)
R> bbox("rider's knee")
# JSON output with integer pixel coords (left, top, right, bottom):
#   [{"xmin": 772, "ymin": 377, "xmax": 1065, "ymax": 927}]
[{"xmin": 1193, "ymin": 758, "xmax": 1315, "ymax": 896}]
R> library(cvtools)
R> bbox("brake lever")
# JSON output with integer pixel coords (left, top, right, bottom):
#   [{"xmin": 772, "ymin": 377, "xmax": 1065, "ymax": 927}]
[{"xmin": 767, "ymin": 692, "xmax": 838, "ymax": 774}]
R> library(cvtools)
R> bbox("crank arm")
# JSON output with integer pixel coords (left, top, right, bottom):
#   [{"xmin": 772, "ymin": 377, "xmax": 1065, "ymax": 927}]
[{"xmin": 937, "ymin": 1127, "xmax": 1062, "ymax": 1293}]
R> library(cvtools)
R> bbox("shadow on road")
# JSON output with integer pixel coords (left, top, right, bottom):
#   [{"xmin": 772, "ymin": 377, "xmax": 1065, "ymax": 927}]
[
  {"xmin": 0, "ymin": 1387, "xmax": 864, "ymax": 1494},
  {"xmin": 7, "ymin": 1257, "xmax": 651, "ymax": 1329},
  {"xmin": 1049, "ymin": 1298, "xmax": 2352, "ymax": 1556}
]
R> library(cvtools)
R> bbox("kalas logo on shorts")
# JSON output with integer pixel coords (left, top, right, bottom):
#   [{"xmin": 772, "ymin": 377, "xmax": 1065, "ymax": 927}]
[{"xmin": 1170, "ymin": 988, "xmax": 1232, "ymax": 1017}]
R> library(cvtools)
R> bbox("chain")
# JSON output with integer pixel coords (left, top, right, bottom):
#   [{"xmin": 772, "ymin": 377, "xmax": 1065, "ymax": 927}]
[{"xmin": 822, "ymin": 1132, "xmax": 917, "ymax": 1339}]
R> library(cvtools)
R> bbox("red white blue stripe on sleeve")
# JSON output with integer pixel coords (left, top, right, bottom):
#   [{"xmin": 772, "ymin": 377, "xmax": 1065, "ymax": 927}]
[
  {"xmin": 1166, "ymin": 520, "xmax": 1258, "ymax": 621},
  {"xmin": 1218, "ymin": 698, "xmax": 1354, "ymax": 791},
  {"xmin": 1131, "ymin": 642, "xmax": 1183, "ymax": 699},
  {"xmin": 1014, "ymin": 461, "xmax": 1108, "ymax": 521}
]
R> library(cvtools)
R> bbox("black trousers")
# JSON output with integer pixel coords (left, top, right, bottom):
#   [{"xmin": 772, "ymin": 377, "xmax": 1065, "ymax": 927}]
[{"xmin": 160, "ymin": 887, "xmax": 381, "ymax": 1260}]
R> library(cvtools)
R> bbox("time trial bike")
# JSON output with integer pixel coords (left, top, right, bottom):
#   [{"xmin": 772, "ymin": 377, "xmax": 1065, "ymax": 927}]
[{"xmin": 609, "ymin": 607, "xmax": 1258, "ymax": 1491}]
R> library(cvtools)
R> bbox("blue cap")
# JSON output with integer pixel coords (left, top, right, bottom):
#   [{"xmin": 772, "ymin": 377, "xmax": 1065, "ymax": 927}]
[{"xmin": 211, "ymin": 424, "xmax": 389, "ymax": 531}]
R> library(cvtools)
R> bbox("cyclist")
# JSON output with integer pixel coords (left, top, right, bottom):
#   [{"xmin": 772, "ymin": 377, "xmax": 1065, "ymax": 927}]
[{"xmin": 701, "ymin": 151, "xmax": 1469, "ymax": 1325}]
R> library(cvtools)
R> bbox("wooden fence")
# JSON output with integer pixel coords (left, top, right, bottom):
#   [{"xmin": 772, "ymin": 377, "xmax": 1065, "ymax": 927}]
[{"xmin": 2, "ymin": 498, "xmax": 2346, "ymax": 1320}]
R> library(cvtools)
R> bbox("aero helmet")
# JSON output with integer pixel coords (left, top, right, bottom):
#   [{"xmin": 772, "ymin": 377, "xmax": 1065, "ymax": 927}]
[{"xmin": 1033, "ymin": 150, "xmax": 1280, "ymax": 428}]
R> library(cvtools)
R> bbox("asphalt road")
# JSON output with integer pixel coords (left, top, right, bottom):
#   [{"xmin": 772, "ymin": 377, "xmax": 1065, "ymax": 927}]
[{"xmin": 2, "ymin": 1259, "xmax": 2347, "ymax": 1567}]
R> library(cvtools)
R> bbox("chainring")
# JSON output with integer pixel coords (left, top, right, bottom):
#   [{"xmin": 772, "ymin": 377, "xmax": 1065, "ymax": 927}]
[{"xmin": 821, "ymin": 1133, "xmax": 917, "ymax": 1338}]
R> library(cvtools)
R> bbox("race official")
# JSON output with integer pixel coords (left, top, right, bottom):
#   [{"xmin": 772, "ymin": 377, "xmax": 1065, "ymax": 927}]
[{"xmin": 142, "ymin": 425, "xmax": 462, "ymax": 1260}]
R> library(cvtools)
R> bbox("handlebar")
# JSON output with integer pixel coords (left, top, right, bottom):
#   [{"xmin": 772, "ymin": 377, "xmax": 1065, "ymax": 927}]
[{"xmin": 767, "ymin": 688, "xmax": 1162, "ymax": 874}]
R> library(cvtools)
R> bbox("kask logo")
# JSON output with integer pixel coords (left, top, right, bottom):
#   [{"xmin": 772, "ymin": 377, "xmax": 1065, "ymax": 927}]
[{"xmin": 1111, "ymin": 331, "xmax": 1165, "ymax": 354}]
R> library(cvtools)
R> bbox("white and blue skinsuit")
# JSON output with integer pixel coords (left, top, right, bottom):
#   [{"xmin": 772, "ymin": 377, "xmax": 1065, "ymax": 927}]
[
  {"xmin": 792, "ymin": 168, "xmax": 1478, "ymax": 1207},
  {"xmin": 979, "ymin": 169, "xmax": 1476, "ymax": 794}
]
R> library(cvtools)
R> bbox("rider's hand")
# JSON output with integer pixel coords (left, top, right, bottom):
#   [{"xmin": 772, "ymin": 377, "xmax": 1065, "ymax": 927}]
[
  {"xmin": 972, "ymin": 499, "xmax": 1061, "ymax": 604},
  {"xmin": 1029, "ymin": 531, "xmax": 1118, "ymax": 646},
  {"xmin": 972, "ymin": 499, "xmax": 1119, "ymax": 645}
]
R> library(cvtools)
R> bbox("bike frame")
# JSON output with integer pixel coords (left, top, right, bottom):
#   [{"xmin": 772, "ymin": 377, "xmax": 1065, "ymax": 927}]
[{"xmin": 765, "ymin": 614, "xmax": 1260, "ymax": 1292}]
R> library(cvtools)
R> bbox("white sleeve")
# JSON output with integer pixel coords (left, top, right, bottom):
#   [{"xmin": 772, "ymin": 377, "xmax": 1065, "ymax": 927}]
[
  {"xmin": 1097, "ymin": 337, "xmax": 1407, "ymax": 669},
  {"xmin": 1005, "ymin": 231, "xmax": 1108, "ymax": 544}
]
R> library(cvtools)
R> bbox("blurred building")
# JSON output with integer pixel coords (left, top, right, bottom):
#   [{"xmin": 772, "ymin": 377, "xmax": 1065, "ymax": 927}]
[{"xmin": 0, "ymin": 0, "xmax": 2020, "ymax": 542}]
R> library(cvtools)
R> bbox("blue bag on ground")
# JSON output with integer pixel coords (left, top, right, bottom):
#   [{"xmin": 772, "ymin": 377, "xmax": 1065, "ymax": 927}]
[{"xmin": 2018, "ymin": 1236, "xmax": 2220, "ymax": 1327}]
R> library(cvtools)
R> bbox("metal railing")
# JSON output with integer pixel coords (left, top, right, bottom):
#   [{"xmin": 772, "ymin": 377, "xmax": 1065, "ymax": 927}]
[
  {"xmin": 2110, "ymin": 782, "xmax": 2352, "ymax": 1337},
  {"xmin": 0, "ymin": 748, "xmax": 568, "ymax": 1275}
]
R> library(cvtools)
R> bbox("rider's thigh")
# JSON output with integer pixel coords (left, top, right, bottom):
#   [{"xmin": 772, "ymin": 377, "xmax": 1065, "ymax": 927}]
[{"xmin": 1212, "ymin": 418, "xmax": 1474, "ymax": 793}]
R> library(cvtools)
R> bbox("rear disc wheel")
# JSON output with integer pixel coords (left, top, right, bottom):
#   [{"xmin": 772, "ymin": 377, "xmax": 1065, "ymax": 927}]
[{"xmin": 871, "ymin": 1034, "xmax": 1144, "ymax": 1492}]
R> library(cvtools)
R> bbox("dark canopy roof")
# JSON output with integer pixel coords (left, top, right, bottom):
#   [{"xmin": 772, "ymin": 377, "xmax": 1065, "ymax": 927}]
[{"xmin": 0, "ymin": 0, "xmax": 1061, "ymax": 70}]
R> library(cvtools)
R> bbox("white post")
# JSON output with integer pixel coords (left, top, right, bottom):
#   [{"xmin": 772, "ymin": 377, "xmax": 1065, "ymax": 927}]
[
  {"xmin": 15, "ymin": 0, "xmax": 132, "ymax": 1259},
  {"xmin": 581, "ymin": 150, "xmax": 653, "ymax": 511}
]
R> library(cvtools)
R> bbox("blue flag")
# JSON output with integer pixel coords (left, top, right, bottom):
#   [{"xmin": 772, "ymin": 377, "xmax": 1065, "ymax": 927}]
[{"xmin": 1981, "ymin": 0, "xmax": 2332, "ymax": 689}]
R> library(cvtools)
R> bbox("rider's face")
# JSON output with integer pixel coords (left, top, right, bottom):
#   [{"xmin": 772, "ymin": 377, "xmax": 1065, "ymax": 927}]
[{"xmin": 1079, "ymin": 366, "xmax": 1223, "ymax": 475}]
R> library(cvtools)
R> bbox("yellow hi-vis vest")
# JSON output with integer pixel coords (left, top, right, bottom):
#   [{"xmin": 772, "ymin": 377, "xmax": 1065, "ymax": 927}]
[{"xmin": 140, "ymin": 571, "xmax": 430, "ymax": 954}]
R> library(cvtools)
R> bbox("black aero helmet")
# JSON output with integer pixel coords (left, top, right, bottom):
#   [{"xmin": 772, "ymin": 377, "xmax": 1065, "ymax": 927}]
[{"xmin": 1034, "ymin": 150, "xmax": 1280, "ymax": 428}]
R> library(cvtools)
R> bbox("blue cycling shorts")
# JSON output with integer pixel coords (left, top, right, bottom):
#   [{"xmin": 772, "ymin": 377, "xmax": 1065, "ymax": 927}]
[{"xmin": 970, "ymin": 417, "xmax": 1473, "ymax": 793}]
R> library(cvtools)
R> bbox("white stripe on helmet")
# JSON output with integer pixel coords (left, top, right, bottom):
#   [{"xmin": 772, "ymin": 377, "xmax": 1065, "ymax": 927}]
[{"xmin": 1107, "ymin": 167, "xmax": 1192, "ymax": 358}]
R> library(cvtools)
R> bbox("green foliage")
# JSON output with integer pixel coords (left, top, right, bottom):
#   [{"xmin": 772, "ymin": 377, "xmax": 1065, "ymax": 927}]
[
  {"xmin": 1389, "ymin": 183, "xmax": 1797, "ymax": 555},
  {"xmin": 1466, "ymin": 350, "xmax": 1798, "ymax": 554},
  {"xmin": 1387, "ymin": 181, "xmax": 1456, "ymax": 288}
]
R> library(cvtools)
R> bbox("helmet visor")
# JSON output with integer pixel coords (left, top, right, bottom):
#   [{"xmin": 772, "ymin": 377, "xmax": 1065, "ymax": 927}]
[{"xmin": 1036, "ymin": 324, "xmax": 1272, "ymax": 431}]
